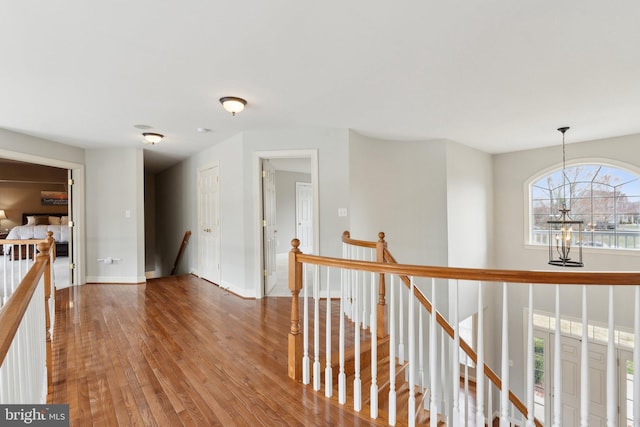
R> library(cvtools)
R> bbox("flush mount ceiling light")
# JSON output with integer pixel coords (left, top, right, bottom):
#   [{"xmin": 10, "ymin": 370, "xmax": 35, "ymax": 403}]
[
  {"xmin": 547, "ymin": 126, "xmax": 584, "ymax": 267},
  {"xmin": 219, "ymin": 96, "xmax": 247, "ymax": 116},
  {"xmin": 142, "ymin": 132, "xmax": 164, "ymax": 145}
]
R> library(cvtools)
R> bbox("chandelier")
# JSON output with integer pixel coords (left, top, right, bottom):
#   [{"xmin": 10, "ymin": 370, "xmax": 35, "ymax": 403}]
[{"xmin": 547, "ymin": 127, "xmax": 584, "ymax": 267}]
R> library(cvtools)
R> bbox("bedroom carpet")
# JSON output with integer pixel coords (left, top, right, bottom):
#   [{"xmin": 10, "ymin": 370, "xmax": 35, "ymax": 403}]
[{"xmin": 0, "ymin": 255, "xmax": 71, "ymax": 297}]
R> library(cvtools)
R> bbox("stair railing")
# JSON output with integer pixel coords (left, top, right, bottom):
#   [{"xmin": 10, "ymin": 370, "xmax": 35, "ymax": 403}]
[
  {"xmin": 288, "ymin": 232, "xmax": 640, "ymax": 427},
  {"xmin": 0, "ymin": 235, "xmax": 56, "ymax": 403}
]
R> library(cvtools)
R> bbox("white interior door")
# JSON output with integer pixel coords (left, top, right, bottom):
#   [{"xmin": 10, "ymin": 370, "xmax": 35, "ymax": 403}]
[
  {"xmin": 197, "ymin": 165, "xmax": 220, "ymax": 283},
  {"xmin": 262, "ymin": 160, "xmax": 277, "ymax": 292},
  {"xmin": 550, "ymin": 335, "xmax": 607, "ymax": 427},
  {"xmin": 295, "ymin": 182, "xmax": 313, "ymax": 254}
]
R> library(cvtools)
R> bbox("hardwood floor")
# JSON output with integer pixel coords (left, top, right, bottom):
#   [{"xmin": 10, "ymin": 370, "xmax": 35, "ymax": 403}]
[{"xmin": 48, "ymin": 275, "xmax": 387, "ymax": 426}]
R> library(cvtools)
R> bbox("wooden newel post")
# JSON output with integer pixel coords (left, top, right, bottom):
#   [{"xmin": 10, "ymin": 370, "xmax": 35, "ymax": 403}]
[
  {"xmin": 376, "ymin": 232, "xmax": 388, "ymax": 338},
  {"xmin": 288, "ymin": 238, "xmax": 303, "ymax": 381},
  {"xmin": 37, "ymin": 239, "xmax": 53, "ymax": 392}
]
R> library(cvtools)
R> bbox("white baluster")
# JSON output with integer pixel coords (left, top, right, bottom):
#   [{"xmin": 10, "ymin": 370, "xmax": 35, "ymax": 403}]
[
  {"xmin": 354, "ymin": 264, "xmax": 362, "ymax": 411},
  {"xmin": 338, "ymin": 268, "xmax": 346, "ymax": 404},
  {"xmin": 389, "ymin": 275, "xmax": 397, "ymax": 425},
  {"xmin": 500, "ymin": 282, "xmax": 509, "ymax": 427},
  {"xmin": 430, "ymin": 278, "xmax": 438, "ymax": 427},
  {"xmin": 342, "ymin": 243, "xmax": 350, "ymax": 319},
  {"xmin": 2, "ymin": 253, "xmax": 7, "ymax": 305},
  {"xmin": 408, "ymin": 277, "xmax": 416, "ymax": 427},
  {"xmin": 419, "ymin": 307, "xmax": 425, "ymax": 392},
  {"xmin": 487, "ymin": 380, "xmax": 493, "ymax": 427},
  {"xmin": 398, "ymin": 278, "xmax": 405, "ymax": 364},
  {"xmin": 606, "ymin": 286, "xmax": 616, "ymax": 427},
  {"xmin": 476, "ymin": 282, "xmax": 485, "ymax": 427},
  {"xmin": 370, "ymin": 249, "xmax": 376, "ymax": 328},
  {"xmin": 526, "ymin": 284, "xmax": 535, "ymax": 427},
  {"xmin": 370, "ymin": 269, "xmax": 378, "ymax": 419},
  {"xmin": 452, "ymin": 279, "xmax": 460, "ymax": 427},
  {"xmin": 552, "ymin": 284, "xmax": 562, "ymax": 427},
  {"xmin": 634, "ymin": 286, "xmax": 640, "ymax": 427},
  {"xmin": 580, "ymin": 285, "xmax": 589, "ymax": 427},
  {"xmin": 313, "ymin": 265, "xmax": 320, "ymax": 391},
  {"xmin": 302, "ymin": 264, "xmax": 310, "ymax": 385},
  {"xmin": 361, "ymin": 248, "xmax": 368, "ymax": 330},
  {"xmin": 325, "ymin": 267, "xmax": 333, "ymax": 398},
  {"xmin": 464, "ymin": 355, "xmax": 469, "ymax": 427},
  {"xmin": 441, "ymin": 328, "xmax": 448, "ymax": 422}
]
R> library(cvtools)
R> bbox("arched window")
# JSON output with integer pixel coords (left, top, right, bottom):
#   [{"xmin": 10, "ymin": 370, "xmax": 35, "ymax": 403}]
[{"xmin": 530, "ymin": 163, "xmax": 640, "ymax": 250}]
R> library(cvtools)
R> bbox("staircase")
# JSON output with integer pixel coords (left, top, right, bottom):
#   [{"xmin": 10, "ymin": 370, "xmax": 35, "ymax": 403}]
[
  {"xmin": 320, "ymin": 336, "xmax": 445, "ymax": 426},
  {"xmin": 287, "ymin": 231, "xmax": 640, "ymax": 427}
]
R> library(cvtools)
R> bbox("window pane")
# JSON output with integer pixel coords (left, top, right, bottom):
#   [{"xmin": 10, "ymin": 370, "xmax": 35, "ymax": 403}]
[
  {"xmin": 626, "ymin": 360, "xmax": 634, "ymax": 426},
  {"xmin": 534, "ymin": 337, "xmax": 545, "ymax": 421},
  {"xmin": 530, "ymin": 163, "xmax": 640, "ymax": 252}
]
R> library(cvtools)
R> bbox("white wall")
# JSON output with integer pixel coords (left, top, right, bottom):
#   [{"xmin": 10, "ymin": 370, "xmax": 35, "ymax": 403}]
[
  {"xmin": 348, "ymin": 132, "xmax": 449, "ymax": 267},
  {"xmin": 85, "ymin": 148, "xmax": 146, "ymax": 283},
  {"xmin": 0, "ymin": 128, "xmax": 85, "ymax": 167},
  {"xmin": 155, "ymin": 128, "xmax": 350, "ymax": 298},
  {"xmin": 493, "ymin": 132, "xmax": 640, "ymax": 400},
  {"xmin": 446, "ymin": 141, "xmax": 494, "ymax": 269}
]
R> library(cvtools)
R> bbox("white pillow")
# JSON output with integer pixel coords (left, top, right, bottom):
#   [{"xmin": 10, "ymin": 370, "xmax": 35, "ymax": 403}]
[
  {"xmin": 26, "ymin": 216, "xmax": 36, "ymax": 225},
  {"xmin": 61, "ymin": 216, "xmax": 69, "ymax": 225},
  {"xmin": 49, "ymin": 216, "xmax": 61, "ymax": 225}
]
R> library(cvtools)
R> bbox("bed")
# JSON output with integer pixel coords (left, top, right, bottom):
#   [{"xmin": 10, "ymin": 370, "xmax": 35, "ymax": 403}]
[{"xmin": 3, "ymin": 213, "xmax": 70, "ymax": 258}]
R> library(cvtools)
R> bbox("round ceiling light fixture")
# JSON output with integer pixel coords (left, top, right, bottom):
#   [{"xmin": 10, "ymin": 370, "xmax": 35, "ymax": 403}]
[
  {"xmin": 142, "ymin": 132, "xmax": 164, "ymax": 145},
  {"xmin": 219, "ymin": 96, "xmax": 247, "ymax": 116}
]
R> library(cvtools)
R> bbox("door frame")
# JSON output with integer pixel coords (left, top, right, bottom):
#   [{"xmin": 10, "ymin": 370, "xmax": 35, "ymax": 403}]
[
  {"xmin": 0, "ymin": 148, "xmax": 85, "ymax": 286},
  {"xmin": 253, "ymin": 149, "xmax": 319, "ymax": 298},
  {"xmin": 196, "ymin": 162, "xmax": 221, "ymax": 283}
]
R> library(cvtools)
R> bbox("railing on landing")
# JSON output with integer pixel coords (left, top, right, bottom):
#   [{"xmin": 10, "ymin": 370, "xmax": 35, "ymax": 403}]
[
  {"xmin": 288, "ymin": 231, "xmax": 640, "ymax": 427},
  {"xmin": 0, "ymin": 234, "xmax": 56, "ymax": 404}
]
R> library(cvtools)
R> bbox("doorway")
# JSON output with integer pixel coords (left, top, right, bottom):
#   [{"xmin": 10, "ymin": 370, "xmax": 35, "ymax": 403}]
[
  {"xmin": 197, "ymin": 163, "xmax": 221, "ymax": 284},
  {"xmin": 255, "ymin": 150, "xmax": 318, "ymax": 298},
  {"xmin": 0, "ymin": 156, "xmax": 83, "ymax": 288},
  {"xmin": 534, "ymin": 329, "xmax": 634, "ymax": 426}
]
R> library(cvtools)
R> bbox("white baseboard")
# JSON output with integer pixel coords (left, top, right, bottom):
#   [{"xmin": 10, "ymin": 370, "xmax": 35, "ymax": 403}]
[
  {"xmin": 220, "ymin": 280, "xmax": 256, "ymax": 298},
  {"xmin": 85, "ymin": 275, "xmax": 146, "ymax": 284}
]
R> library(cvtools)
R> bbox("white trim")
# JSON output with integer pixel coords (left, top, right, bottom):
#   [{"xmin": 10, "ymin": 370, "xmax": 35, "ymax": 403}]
[
  {"xmin": 220, "ymin": 280, "xmax": 255, "ymax": 298},
  {"xmin": 524, "ymin": 242, "xmax": 640, "ymax": 258},
  {"xmin": 523, "ymin": 157, "xmax": 640, "ymax": 248},
  {"xmin": 253, "ymin": 149, "xmax": 319, "ymax": 299},
  {"xmin": 85, "ymin": 276, "xmax": 146, "ymax": 283}
]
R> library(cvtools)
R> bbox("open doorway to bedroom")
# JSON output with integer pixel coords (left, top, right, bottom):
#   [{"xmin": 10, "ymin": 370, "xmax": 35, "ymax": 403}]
[
  {"xmin": 0, "ymin": 156, "xmax": 82, "ymax": 289},
  {"xmin": 256, "ymin": 150, "xmax": 318, "ymax": 298}
]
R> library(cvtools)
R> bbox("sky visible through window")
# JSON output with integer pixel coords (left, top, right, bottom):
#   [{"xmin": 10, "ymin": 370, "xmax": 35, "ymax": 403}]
[{"xmin": 530, "ymin": 164, "xmax": 640, "ymax": 249}]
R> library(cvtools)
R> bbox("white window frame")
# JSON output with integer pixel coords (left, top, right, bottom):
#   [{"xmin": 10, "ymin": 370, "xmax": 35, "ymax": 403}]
[{"xmin": 525, "ymin": 158, "xmax": 640, "ymax": 253}]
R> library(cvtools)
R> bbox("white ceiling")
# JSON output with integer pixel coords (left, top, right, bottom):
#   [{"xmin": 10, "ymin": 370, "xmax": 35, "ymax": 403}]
[{"xmin": 1, "ymin": 2, "xmax": 639, "ymax": 172}]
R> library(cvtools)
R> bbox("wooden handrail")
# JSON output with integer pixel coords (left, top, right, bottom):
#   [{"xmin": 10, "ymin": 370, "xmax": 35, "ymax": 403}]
[
  {"xmin": 171, "ymin": 230, "xmax": 192, "ymax": 275},
  {"xmin": 0, "ymin": 240, "xmax": 51, "ymax": 366},
  {"xmin": 0, "ymin": 238, "xmax": 50, "ymax": 245},
  {"xmin": 294, "ymin": 252, "xmax": 640, "ymax": 285},
  {"xmin": 341, "ymin": 230, "xmax": 377, "ymax": 249}
]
